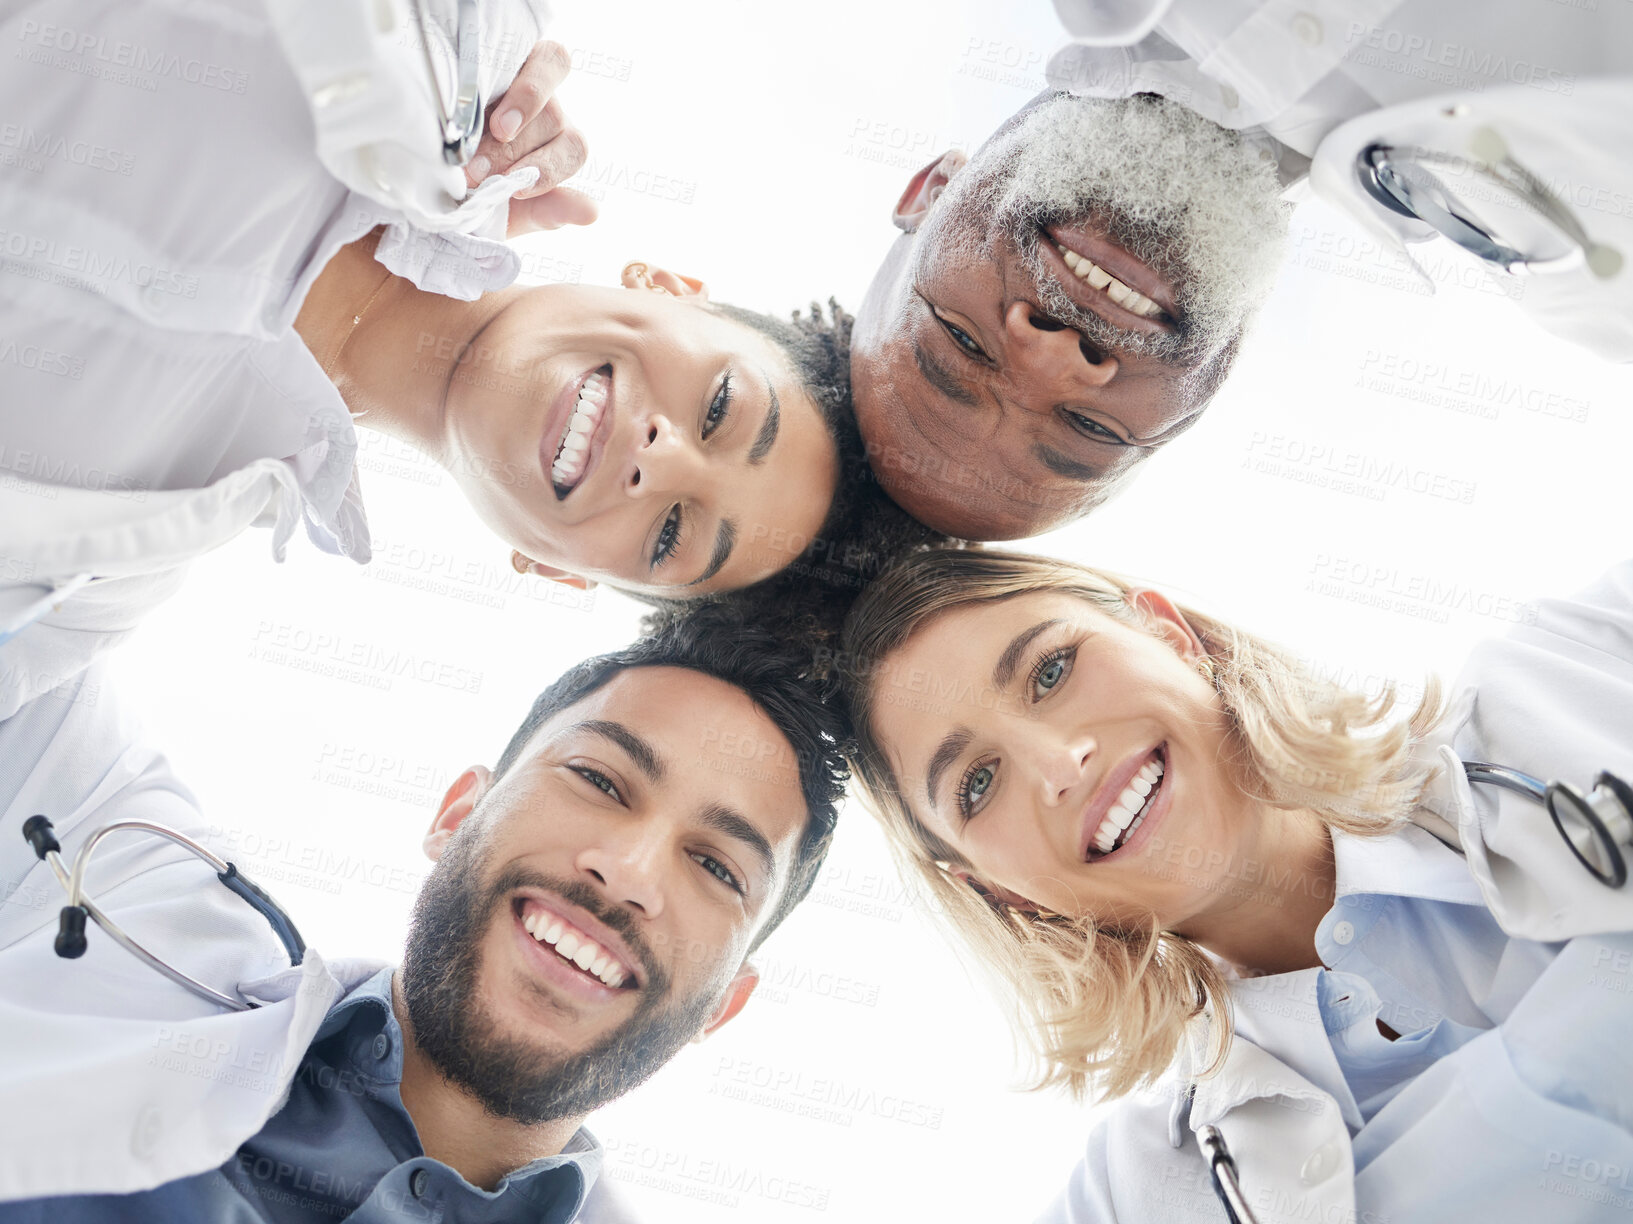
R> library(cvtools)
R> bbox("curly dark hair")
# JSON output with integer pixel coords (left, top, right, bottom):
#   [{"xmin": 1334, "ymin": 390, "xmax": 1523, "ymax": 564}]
[
  {"xmin": 636, "ymin": 299, "xmax": 952, "ymax": 663},
  {"xmin": 492, "ymin": 601, "xmax": 852, "ymax": 953}
]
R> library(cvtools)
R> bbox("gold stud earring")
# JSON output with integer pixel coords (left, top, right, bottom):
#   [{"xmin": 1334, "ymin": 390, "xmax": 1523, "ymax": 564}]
[
  {"xmin": 620, "ymin": 261, "xmax": 666, "ymax": 292},
  {"xmin": 1196, "ymin": 655, "xmax": 1219, "ymax": 686}
]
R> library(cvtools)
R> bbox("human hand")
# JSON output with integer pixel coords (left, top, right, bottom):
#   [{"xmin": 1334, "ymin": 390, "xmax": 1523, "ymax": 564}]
[{"xmin": 465, "ymin": 40, "xmax": 599, "ymax": 236}]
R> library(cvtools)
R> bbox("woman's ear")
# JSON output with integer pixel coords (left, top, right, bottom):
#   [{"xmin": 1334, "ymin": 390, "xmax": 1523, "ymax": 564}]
[
  {"xmin": 892, "ymin": 149, "xmax": 969, "ymax": 233},
  {"xmin": 426, "ymin": 767, "xmax": 490, "ymax": 860},
  {"xmin": 510, "ymin": 551, "xmax": 597, "ymax": 591},
  {"xmin": 620, "ymin": 261, "xmax": 709, "ymax": 302},
  {"xmin": 1127, "ymin": 588, "xmax": 1206, "ymax": 662}
]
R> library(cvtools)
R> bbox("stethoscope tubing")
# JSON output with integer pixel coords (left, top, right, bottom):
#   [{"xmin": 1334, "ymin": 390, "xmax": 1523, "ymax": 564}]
[{"xmin": 22, "ymin": 815, "xmax": 304, "ymax": 1012}]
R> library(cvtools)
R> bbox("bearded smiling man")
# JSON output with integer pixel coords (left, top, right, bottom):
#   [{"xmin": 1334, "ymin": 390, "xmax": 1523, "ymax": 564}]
[
  {"xmin": 0, "ymin": 609, "xmax": 847, "ymax": 1223},
  {"xmin": 851, "ymin": 91, "xmax": 1290, "ymax": 540}
]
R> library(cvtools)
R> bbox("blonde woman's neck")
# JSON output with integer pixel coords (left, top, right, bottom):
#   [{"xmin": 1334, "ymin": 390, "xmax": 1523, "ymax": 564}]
[{"xmin": 1172, "ymin": 808, "xmax": 1336, "ymax": 977}]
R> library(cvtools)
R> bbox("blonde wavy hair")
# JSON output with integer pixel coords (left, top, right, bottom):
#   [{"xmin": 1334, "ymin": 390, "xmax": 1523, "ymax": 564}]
[{"xmin": 837, "ymin": 549, "xmax": 1443, "ymax": 1101}]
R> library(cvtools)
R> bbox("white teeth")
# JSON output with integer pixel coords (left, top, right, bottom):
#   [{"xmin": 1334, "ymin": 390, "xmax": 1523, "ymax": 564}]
[
  {"xmin": 1088, "ymin": 752, "xmax": 1165, "ymax": 858},
  {"xmin": 526, "ymin": 909, "xmax": 631, "ymax": 987},
  {"xmin": 1055, "ymin": 243, "xmax": 1163, "ymax": 315},
  {"xmin": 551, "ymin": 370, "xmax": 612, "ymax": 489}
]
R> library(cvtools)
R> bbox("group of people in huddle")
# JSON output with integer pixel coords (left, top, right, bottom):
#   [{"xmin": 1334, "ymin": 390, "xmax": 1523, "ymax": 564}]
[{"xmin": 3, "ymin": 1, "xmax": 1632, "ymax": 1222}]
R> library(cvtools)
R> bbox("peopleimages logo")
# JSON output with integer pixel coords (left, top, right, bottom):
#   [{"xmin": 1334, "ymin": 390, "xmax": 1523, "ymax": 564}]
[{"xmin": 15, "ymin": 20, "xmax": 252, "ymax": 92}]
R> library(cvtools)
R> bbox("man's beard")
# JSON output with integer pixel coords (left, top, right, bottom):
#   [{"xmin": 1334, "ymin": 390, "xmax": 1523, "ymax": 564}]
[
  {"xmin": 945, "ymin": 92, "xmax": 1290, "ymax": 367},
  {"xmin": 401, "ymin": 824, "xmax": 724, "ymax": 1126}
]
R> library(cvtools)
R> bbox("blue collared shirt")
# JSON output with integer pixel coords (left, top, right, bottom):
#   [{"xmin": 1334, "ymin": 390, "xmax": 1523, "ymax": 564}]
[{"xmin": 0, "ymin": 967, "xmax": 601, "ymax": 1223}]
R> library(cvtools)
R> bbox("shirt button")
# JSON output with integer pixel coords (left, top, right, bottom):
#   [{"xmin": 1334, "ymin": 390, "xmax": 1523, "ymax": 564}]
[
  {"xmin": 358, "ymin": 146, "xmax": 394, "ymax": 195},
  {"xmin": 1290, "ymin": 12, "xmax": 1324, "ymax": 45},
  {"xmin": 372, "ymin": 1032, "xmax": 390, "ymax": 1061},
  {"xmin": 1331, "ymin": 920, "xmax": 1356, "ymax": 946},
  {"xmin": 1219, "ymin": 84, "xmax": 1240, "ymax": 110},
  {"xmin": 410, "ymin": 1168, "xmax": 430, "ymax": 1198},
  {"xmin": 312, "ymin": 74, "xmax": 370, "ymax": 109},
  {"xmin": 1301, "ymin": 1142, "xmax": 1339, "ymax": 1184},
  {"xmin": 129, "ymin": 1104, "xmax": 163, "ymax": 1158}
]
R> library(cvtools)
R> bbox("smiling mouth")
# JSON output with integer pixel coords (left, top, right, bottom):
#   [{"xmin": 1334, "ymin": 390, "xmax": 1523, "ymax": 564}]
[
  {"xmin": 1054, "ymin": 243, "xmax": 1166, "ymax": 319},
  {"xmin": 516, "ymin": 897, "xmax": 637, "ymax": 990},
  {"xmin": 550, "ymin": 364, "xmax": 613, "ymax": 500},
  {"xmin": 1085, "ymin": 746, "xmax": 1165, "ymax": 862},
  {"xmin": 1042, "ymin": 224, "xmax": 1179, "ymax": 330}
]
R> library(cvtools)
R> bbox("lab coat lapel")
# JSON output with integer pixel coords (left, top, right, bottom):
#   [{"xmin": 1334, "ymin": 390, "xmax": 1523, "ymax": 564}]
[
  {"xmin": 1412, "ymin": 688, "xmax": 1633, "ymax": 942},
  {"xmin": 1187, "ymin": 1029, "xmax": 1358, "ymax": 1224},
  {"xmin": 0, "ymin": 950, "xmax": 383, "ymax": 1201}
]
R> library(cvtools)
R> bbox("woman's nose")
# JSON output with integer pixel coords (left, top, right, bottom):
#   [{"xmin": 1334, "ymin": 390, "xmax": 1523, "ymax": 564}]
[
  {"xmin": 625, "ymin": 414, "xmax": 698, "ymax": 497},
  {"xmin": 1003, "ymin": 300, "xmax": 1118, "ymax": 394},
  {"xmin": 1034, "ymin": 729, "xmax": 1098, "ymax": 807}
]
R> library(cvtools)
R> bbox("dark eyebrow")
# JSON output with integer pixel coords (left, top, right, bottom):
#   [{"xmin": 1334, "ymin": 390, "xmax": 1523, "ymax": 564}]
[
  {"xmin": 572, "ymin": 720, "xmax": 665, "ymax": 783},
  {"xmin": 747, "ymin": 373, "xmax": 780, "ymax": 466},
  {"xmin": 1035, "ymin": 442, "xmax": 1102, "ymax": 482},
  {"xmin": 925, "ymin": 727, "xmax": 974, "ymax": 809},
  {"xmin": 686, "ymin": 517, "xmax": 736, "ymax": 588},
  {"xmin": 698, "ymin": 802, "xmax": 777, "ymax": 886},
  {"xmin": 993, "ymin": 619, "xmax": 1064, "ymax": 691},
  {"xmin": 912, "ymin": 334, "xmax": 981, "ymax": 408}
]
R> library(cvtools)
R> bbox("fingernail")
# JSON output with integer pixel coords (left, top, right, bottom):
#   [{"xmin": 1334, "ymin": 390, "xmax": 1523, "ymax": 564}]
[
  {"xmin": 494, "ymin": 108, "xmax": 522, "ymax": 141},
  {"xmin": 467, "ymin": 154, "xmax": 490, "ymax": 181}
]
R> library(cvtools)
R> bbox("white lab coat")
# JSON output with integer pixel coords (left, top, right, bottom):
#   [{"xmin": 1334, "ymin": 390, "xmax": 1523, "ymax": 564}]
[
  {"xmin": 1045, "ymin": 0, "xmax": 1633, "ymax": 361},
  {"xmin": 1037, "ymin": 558, "xmax": 1633, "ymax": 1224},
  {"xmin": 0, "ymin": 0, "xmax": 545, "ymax": 721},
  {"xmin": 0, "ymin": 665, "xmax": 638, "ymax": 1222}
]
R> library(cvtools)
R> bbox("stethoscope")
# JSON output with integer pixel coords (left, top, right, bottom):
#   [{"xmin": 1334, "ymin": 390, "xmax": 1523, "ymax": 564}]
[
  {"xmin": 1355, "ymin": 137, "xmax": 1624, "ymax": 281},
  {"xmin": 1196, "ymin": 759, "xmax": 1633, "ymax": 1224},
  {"xmin": 414, "ymin": 0, "xmax": 484, "ymax": 166},
  {"xmin": 20, "ymin": 815, "xmax": 306, "ymax": 1012}
]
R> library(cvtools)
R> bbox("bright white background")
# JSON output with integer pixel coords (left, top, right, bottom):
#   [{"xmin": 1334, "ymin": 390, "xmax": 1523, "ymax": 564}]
[{"xmin": 106, "ymin": 1, "xmax": 1633, "ymax": 1220}]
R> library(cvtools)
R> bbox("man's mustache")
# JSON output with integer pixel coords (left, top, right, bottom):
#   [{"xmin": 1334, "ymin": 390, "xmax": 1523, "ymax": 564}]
[{"xmin": 484, "ymin": 863, "xmax": 667, "ymax": 993}]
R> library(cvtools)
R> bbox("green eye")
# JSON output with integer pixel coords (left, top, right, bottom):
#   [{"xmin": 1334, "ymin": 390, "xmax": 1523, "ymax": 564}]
[
  {"xmin": 1028, "ymin": 648, "xmax": 1075, "ymax": 701},
  {"xmin": 958, "ymin": 763, "xmax": 995, "ymax": 819}
]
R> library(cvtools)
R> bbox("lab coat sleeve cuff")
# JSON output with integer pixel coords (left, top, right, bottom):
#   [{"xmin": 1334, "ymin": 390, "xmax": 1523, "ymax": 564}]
[{"xmin": 373, "ymin": 203, "xmax": 530, "ymax": 300}]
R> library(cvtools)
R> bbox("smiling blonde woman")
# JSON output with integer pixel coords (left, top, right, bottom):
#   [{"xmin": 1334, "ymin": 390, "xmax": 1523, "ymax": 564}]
[{"xmin": 838, "ymin": 547, "xmax": 1633, "ymax": 1224}]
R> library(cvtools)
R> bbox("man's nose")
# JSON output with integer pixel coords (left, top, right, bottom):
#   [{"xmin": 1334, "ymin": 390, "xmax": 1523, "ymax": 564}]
[
  {"xmin": 1031, "ymin": 728, "xmax": 1098, "ymax": 808},
  {"xmin": 574, "ymin": 824, "xmax": 667, "ymax": 920},
  {"xmin": 625, "ymin": 414, "xmax": 702, "ymax": 498},
  {"xmin": 1003, "ymin": 300, "xmax": 1118, "ymax": 397}
]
